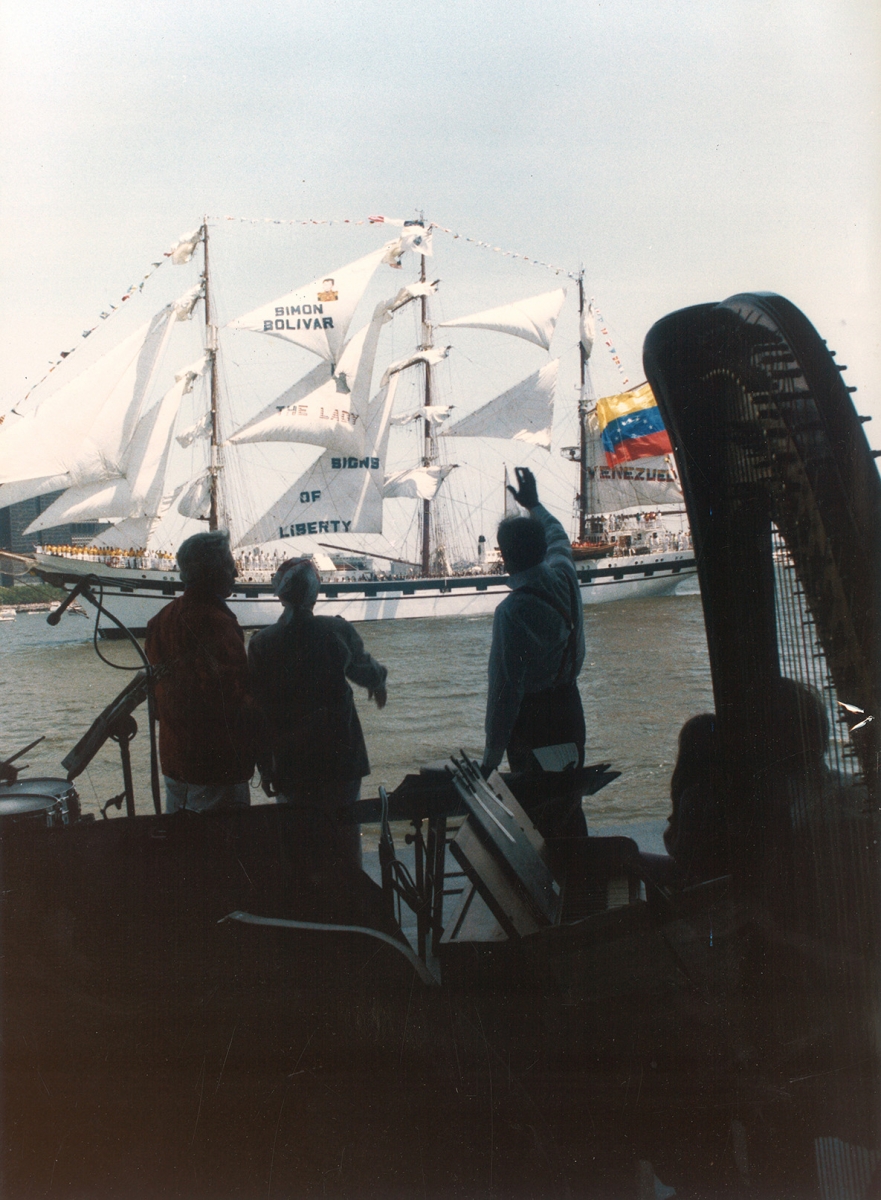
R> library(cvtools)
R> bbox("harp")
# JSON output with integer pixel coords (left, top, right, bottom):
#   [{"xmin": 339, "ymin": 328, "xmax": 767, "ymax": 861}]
[{"xmin": 644, "ymin": 294, "xmax": 880, "ymax": 1189}]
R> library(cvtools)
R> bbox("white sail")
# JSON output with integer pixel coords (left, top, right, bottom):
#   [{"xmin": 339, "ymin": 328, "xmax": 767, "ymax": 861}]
[
  {"xmin": 228, "ymin": 317, "xmax": 381, "ymax": 457},
  {"xmin": 443, "ymin": 360, "xmax": 557, "ymax": 448},
  {"xmin": 438, "ymin": 288, "xmax": 566, "ymax": 351},
  {"xmin": 235, "ymin": 373, "xmax": 400, "ymax": 547},
  {"xmin": 0, "ymin": 307, "xmax": 176, "ymax": 496},
  {"xmin": 580, "ymin": 303, "xmax": 595, "ymax": 359},
  {"xmin": 92, "ymin": 491, "xmax": 186, "ymax": 550},
  {"xmin": 24, "ymin": 361, "xmax": 205, "ymax": 533},
  {"xmin": 24, "ymin": 482, "xmax": 124, "ymax": 530},
  {"xmin": 177, "ymin": 473, "xmax": 212, "ymax": 521},
  {"xmin": 0, "ymin": 474, "xmax": 74, "ymax": 508},
  {"xmin": 227, "ymin": 246, "xmax": 387, "ymax": 366},
  {"xmin": 383, "ymin": 464, "xmax": 455, "ymax": 501}
]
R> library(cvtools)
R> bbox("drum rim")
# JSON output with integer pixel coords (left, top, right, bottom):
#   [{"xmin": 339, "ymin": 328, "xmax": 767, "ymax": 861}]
[
  {"xmin": 0, "ymin": 796, "xmax": 62, "ymax": 813},
  {"xmin": 0, "ymin": 777, "xmax": 77, "ymax": 795}
]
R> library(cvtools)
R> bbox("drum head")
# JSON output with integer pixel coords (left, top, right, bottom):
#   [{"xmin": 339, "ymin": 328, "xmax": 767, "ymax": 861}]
[
  {"xmin": 0, "ymin": 777, "xmax": 75, "ymax": 800},
  {"xmin": 0, "ymin": 796, "xmax": 55, "ymax": 816}
]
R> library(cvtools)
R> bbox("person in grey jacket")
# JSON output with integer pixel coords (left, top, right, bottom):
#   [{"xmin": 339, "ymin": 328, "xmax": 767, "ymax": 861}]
[
  {"xmin": 248, "ymin": 557, "xmax": 387, "ymax": 865},
  {"xmin": 482, "ymin": 467, "xmax": 587, "ymax": 840}
]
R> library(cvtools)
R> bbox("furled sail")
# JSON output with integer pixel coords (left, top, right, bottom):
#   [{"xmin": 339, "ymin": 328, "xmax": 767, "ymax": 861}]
[
  {"xmin": 389, "ymin": 405, "xmax": 454, "ymax": 427},
  {"xmin": 383, "ymin": 464, "xmax": 456, "ymax": 501},
  {"xmin": 442, "ymin": 360, "xmax": 557, "ymax": 448},
  {"xmin": 167, "ymin": 228, "xmax": 203, "ymax": 265},
  {"xmin": 177, "ymin": 473, "xmax": 212, "ymax": 521},
  {"xmin": 438, "ymin": 288, "xmax": 566, "ymax": 351},
  {"xmin": 580, "ymin": 302, "xmax": 595, "ymax": 359},
  {"xmin": 227, "ymin": 246, "xmax": 388, "ymax": 367},
  {"xmin": 380, "ymin": 345, "xmax": 450, "ymax": 388},
  {"xmin": 389, "ymin": 280, "xmax": 439, "ymax": 312},
  {"xmin": 0, "ymin": 306, "xmax": 176, "ymax": 499}
]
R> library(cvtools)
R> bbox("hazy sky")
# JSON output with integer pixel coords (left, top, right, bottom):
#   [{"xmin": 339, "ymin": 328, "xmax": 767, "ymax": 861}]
[{"xmin": 2, "ymin": 0, "xmax": 879, "ymax": 443}]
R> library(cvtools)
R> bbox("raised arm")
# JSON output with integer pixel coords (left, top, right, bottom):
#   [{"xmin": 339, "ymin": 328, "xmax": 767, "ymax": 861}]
[{"xmin": 507, "ymin": 466, "xmax": 574, "ymax": 570}]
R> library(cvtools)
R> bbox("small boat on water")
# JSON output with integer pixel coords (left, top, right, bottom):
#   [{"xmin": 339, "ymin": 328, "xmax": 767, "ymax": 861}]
[
  {"xmin": 1, "ymin": 293, "xmax": 876, "ymax": 1199},
  {"xmin": 0, "ymin": 606, "xmax": 15, "ymax": 621},
  {"xmin": 0, "ymin": 218, "xmax": 695, "ymax": 631}
]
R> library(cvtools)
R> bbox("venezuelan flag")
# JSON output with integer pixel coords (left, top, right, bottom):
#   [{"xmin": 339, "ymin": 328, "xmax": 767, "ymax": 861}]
[{"xmin": 596, "ymin": 382, "xmax": 673, "ymax": 467}]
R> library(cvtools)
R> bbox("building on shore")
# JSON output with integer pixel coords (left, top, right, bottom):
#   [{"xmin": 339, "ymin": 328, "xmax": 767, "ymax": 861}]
[{"xmin": 0, "ymin": 495, "xmax": 107, "ymax": 586}]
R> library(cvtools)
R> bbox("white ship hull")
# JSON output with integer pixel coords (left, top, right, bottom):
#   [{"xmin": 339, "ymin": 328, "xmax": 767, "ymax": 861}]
[{"xmin": 34, "ymin": 550, "xmax": 697, "ymax": 633}]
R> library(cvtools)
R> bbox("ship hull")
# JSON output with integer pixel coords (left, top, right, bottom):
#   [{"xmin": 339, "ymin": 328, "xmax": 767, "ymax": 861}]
[{"xmin": 33, "ymin": 550, "xmax": 696, "ymax": 633}]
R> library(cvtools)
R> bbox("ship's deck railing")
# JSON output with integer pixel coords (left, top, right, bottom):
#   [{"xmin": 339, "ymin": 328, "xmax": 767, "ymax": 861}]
[{"xmin": 35, "ymin": 535, "xmax": 693, "ymax": 581}]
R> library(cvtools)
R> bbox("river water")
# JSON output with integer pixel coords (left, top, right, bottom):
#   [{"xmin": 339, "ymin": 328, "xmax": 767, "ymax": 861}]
[{"xmin": 0, "ymin": 587, "xmax": 710, "ymax": 843}]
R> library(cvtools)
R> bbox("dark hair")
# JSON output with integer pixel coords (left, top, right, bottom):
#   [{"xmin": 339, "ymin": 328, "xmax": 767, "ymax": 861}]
[
  {"xmin": 497, "ymin": 515, "xmax": 546, "ymax": 574},
  {"xmin": 769, "ymin": 677, "xmax": 829, "ymax": 769},
  {"xmin": 670, "ymin": 713, "xmax": 719, "ymax": 806},
  {"xmin": 177, "ymin": 530, "xmax": 233, "ymax": 589},
  {"xmin": 665, "ymin": 712, "xmax": 723, "ymax": 867}
]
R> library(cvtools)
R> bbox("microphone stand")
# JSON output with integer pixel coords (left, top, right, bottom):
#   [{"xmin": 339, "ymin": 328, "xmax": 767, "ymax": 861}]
[{"xmin": 49, "ymin": 577, "xmax": 162, "ymax": 815}]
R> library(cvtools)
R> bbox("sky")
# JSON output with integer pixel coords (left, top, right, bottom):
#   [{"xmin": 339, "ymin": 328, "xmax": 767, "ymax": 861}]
[{"xmin": 1, "ymin": 0, "xmax": 879, "ymax": 449}]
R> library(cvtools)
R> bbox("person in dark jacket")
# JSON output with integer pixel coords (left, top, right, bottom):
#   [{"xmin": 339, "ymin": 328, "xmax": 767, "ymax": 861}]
[
  {"xmin": 248, "ymin": 557, "xmax": 387, "ymax": 864},
  {"xmin": 482, "ymin": 467, "xmax": 587, "ymax": 845},
  {"xmin": 145, "ymin": 530, "xmax": 255, "ymax": 812}
]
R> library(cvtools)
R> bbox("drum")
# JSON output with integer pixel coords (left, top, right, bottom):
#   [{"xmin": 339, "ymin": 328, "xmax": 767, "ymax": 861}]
[{"xmin": 0, "ymin": 777, "xmax": 80, "ymax": 831}]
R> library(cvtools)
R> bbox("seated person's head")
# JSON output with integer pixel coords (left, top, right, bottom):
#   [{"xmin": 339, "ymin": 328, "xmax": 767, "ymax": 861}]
[
  {"xmin": 177, "ymin": 531, "xmax": 236, "ymax": 596},
  {"xmin": 272, "ymin": 557, "xmax": 320, "ymax": 610},
  {"xmin": 496, "ymin": 515, "xmax": 547, "ymax": 575},
  {"xmin": 671, "ymin": 713, "xmax": 718, "ymax": 802},
  {"xmin": 769, "ymin": 677, "xmax": 829, "ymax": 771}
]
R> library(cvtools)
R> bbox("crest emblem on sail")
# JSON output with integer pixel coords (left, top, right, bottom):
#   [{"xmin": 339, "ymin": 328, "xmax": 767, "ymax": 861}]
[
  {"xmin": 443, "ymin": 360, "xmax": 557, "ymax": 448},
  {"xmin": 439, "ymin": 288, "xmax": 566, "ymax": 351},
  {"xmin": 227, "ymin": 247, "xmax": 388, "ymax": 366}
]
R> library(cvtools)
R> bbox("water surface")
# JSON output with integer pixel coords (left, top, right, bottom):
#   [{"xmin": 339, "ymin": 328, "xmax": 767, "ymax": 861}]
[{"xmin": 0, "ymin": 591, "xmax": 711, "ymax": 835}]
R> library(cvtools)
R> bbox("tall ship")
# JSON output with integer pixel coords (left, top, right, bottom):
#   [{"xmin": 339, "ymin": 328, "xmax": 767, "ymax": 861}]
[{"xmin": 0, "ymin": 217, "xmax": 695, "ymax": 629}]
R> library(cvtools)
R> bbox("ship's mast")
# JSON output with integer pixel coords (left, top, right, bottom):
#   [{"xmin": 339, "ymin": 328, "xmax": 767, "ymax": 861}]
[
  {"xmin": 202, "ymin": 218, "xmax": 220, "ymax": 531},
  {"xmin": 420, "ymin": 251, "xmax": 433, "ymax": 575},
  {"xmin": 577, "ymin": 270, "xmax": 592, "ymax": 542}
]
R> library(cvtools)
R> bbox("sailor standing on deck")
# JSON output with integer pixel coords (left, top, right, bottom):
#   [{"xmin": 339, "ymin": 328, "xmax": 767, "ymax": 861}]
[
  {"xmin": 145, "ymin": 530, "xmax": 255, "ymax": 812},
  {"xmin": 482, "ymin": 467, "xmax": 587, "ymax": 841},
  {"xmin": 248, "ymin": 558, "xmax": 388, "ymax": 867}
]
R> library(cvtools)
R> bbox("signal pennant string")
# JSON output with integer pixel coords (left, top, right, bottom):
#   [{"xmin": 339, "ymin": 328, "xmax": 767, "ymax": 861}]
[{"xmin": 11, "ymin": 215, "xmax": 632, "ymax": 413}]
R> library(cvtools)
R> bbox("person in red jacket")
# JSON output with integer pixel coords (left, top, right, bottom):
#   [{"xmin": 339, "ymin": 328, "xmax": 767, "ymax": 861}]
[{"xmin": 145, "ymin": 530, "xmax": 255, "ymax": 812}]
